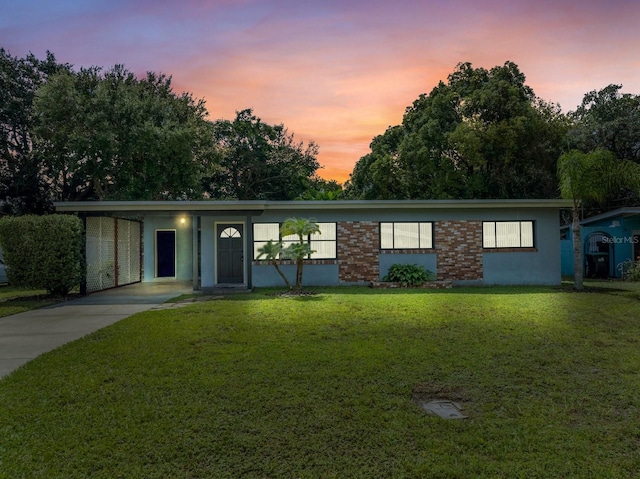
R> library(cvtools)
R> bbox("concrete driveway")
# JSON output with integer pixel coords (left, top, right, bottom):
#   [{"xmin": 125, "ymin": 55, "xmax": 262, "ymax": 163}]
[{"xmin": 0, "ymin": 282, "xmax": 193, "ymax": 379}]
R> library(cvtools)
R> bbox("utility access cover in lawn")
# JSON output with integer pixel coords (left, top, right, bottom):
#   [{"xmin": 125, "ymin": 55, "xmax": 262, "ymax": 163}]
[{"xmin": 417, "ymin": 400, "xmax": 468, "ymax": 419}]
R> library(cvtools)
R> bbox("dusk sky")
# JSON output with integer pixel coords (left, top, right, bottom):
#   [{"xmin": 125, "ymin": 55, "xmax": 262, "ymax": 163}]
[{"xmin": 2, "ymin": 0, "xmax": 639, "ymax": 183}]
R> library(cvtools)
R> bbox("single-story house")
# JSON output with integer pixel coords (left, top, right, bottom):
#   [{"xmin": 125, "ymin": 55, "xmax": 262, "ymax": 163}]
[
  {"xmin": 54, "ymin": 199, "xmax": 572, "ymax": 293},
  {"xmin": 561, "ymin": 207, "xmax": 640, "ymax": 279}
]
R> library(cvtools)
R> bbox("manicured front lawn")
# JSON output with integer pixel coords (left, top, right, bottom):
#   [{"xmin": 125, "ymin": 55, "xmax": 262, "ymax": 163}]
[{"xmin": 1, "ymin": 286, "xmax": 639, "ymax": 478}]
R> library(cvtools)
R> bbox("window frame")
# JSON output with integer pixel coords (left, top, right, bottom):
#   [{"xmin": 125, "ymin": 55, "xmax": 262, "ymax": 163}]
[
  {"xmin": 482, "ymin": 220, "xmax": 535, "ymax": 249},
  {"xmin": 379, "ymin": 221, "xmax": 434, "ymax": 250},
  {"xmin": 253, "ymin": 222, "xmax": 337, "ymax": 260}
]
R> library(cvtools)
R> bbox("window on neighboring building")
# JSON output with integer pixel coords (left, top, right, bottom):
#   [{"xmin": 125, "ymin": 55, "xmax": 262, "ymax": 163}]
[
  {"xmin": 380, "ymin": 222, "xmax": 433, "ymax": 249},
  {"xmin": 483, "ymin": 221, "xmax": 534, "ymax": 248},
  {"xmin": 560, "ymin": 228, "xmax": 569, "ymax": 241},
  {"xmin": 253, "ymin": 222, "xmax": 337, "ymax": 259}
]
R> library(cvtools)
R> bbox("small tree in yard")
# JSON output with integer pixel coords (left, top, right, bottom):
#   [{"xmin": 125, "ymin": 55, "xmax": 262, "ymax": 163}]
[
  {"xmin": 281, "ymin": 217, "xmax": 320, "ymax": 291},
  {"xmin": 558, "ymin": 148, "xmax": 640, "ymax": 289},
  {"xmin": 256, "ymin": 240, "xmax": 292, "ymax": 290},
  {"xmin": 256, "ymin": 217, "xmax": 320, "ymax": 291}
]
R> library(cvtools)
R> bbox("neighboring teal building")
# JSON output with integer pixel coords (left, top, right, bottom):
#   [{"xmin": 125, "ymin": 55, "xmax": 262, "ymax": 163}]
[{"xmin": 561, "ymin": 207, "xmax": 640, "ymax": 279}]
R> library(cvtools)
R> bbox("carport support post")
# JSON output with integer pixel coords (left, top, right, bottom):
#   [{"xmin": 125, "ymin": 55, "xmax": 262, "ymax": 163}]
[
  {"xmin": 79, "ymin": 213, "xmax": 87, "ymax": 296},
  {"xmin": 246, "ymin": 214, "xmax": 252, "ymax": 289}
]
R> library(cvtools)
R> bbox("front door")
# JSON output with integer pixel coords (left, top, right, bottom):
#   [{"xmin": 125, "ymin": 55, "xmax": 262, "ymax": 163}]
[
  {"xmin": 156, "ymin": 230, "xmax": 176, "ymax": 278},
  {"xmin": 217, "ymin": 224, "xmax": 244, "ymax": 284}
]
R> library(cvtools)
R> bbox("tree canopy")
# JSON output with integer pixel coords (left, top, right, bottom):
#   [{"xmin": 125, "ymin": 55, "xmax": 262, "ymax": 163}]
[
  {"xmin": 566, "ymin": 84, "xmax": 640, "ymax": 209},
  {"xmin": 0, "ymin": 49, "xmax": 69, "ymax": 214},
  {"xmin": 33, "ymin": 65, "xmax": 215, "ymax": 201},
  {"xmin": 3, "ymin": 52, "xmax": 640, "ymax": 212},
  {"xmin": 204, "ymin": 109, "xmax": 320, "ymax": 200},
  {"xmin": 1, "ymin": 51, "xmax": 320, "ymax": 213},
  {"xmin": 345, "ymin": 61, "xmax": 569, "ymax": 200}
]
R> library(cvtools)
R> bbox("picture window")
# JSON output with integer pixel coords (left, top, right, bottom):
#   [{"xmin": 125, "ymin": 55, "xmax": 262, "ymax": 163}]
[
  {"xmin": 380, "ymin": 222, "xmax": 433, "ymax": 249},
  {"xmin": 253, "ymin": 222, "xmax": 336, "ymax": 259},
  {"xmin": 483, "ymin": 221, "xmax": 534, "ymax": 248}
]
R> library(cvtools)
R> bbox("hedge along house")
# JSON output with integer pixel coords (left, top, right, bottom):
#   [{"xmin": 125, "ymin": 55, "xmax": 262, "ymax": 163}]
[
  {"xmin": 561, "ymin": 207, "xmax": 640, "ymax": 279},
  {"xmin": 54, "ymin": 199, "xmax": 572, "ymax": 293}
]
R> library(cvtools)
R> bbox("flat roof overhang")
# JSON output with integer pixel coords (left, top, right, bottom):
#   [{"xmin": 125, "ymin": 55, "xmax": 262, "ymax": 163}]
[
  {"xmin": 580, "ymin": 207, "xmax": 640, "ymax": 226},
  {"xmin": 54, "ymin": 199, "xmax": 574, "ymax": 214}
]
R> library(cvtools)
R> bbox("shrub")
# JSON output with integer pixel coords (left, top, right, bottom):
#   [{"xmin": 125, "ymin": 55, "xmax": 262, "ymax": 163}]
[
  {"xmin": 624, "ymin": 260, "xmax": 640, "ymax": 282},
  {"xmin": 382, "ymin": 263, "xmax": 435, "ymax": 287},
  {"xmin": 618, "ymin": 259, "xmax": 640, "ymax": 282},
  {"xmin": 0, "ymin": 215, "xmax": 84, "ymax": 295}
]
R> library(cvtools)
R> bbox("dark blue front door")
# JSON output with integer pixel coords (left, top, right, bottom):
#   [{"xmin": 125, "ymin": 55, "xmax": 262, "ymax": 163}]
[
  {"xmin": 156, "ymin": 230, "xmax": 176, "ymax": 278},
  {"xmin": 217, "ymin": 224, "xmax": 243, "ymax": 284}
]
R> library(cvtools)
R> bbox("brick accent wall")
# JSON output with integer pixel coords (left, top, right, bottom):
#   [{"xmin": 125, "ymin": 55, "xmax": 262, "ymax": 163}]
[
  {"xmin": 338, "ymin": 221, "xmax": 379, "ymax": 282},
  {"xmin": 435, "ymin": 221, "xmax": 483, "ymax": 281}
]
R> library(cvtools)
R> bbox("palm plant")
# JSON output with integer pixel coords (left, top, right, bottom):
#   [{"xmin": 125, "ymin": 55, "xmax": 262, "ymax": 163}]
[
  {"xmin": 558, "ymin": 148, "xmax": 640, "ymax": 289},
  {"xmin": 256, "ymin": 240, "xmax": 291, "ymax": 289},
  {"xmin": 281, "ymin": 217, "xmax": 320, "ymax": 291}
]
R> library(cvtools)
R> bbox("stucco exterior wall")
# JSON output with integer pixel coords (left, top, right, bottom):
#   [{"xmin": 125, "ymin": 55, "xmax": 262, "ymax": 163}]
[
  {"xmin": 246, "ymin": 207, "xmax": 561, "ymax": 287},
  {"xmin": 134, "ymin": 205, "xmax": 564, "ymax": 287},
  {"xmin": 55, "ymin": 199, "xmax": 573, "ymax": 292},
  {"xmin": 142, "ymin": 215, "xmax": 193, "ymax": 282},
  {"xmin": 482, "ymin": 208, "xmax": 561, "ymax": 285},
  {"xmin": 252, "ymin": 262, "xmax": 339, "ymax": 287}
]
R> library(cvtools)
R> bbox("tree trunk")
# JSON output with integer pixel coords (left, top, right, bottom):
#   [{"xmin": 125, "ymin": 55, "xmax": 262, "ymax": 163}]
[
  {"xmin": 572, "ymin": 203, "xmax": 584, "ymax": 290},
  {"xmin": 295, "ymin": 259, "xmax": 303, "ymax": 291},
  {"xmin": 271, "ymin": 260, "xmax": 292, "ymax": 289}
]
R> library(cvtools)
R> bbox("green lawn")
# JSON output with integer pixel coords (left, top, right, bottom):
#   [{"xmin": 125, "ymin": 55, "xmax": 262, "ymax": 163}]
[
  {"xmin": 1, "ymin": 285, "xmax": 640, "ymax": 478},
  {"xmin": 0, "ymin": 286, "xmax": 53, "ymax": 318}
]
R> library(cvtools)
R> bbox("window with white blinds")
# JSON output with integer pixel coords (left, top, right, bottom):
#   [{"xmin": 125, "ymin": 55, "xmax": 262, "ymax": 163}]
[
  {"xmin": 380, "ymin": 222, "xmax": 433, "ymax": 249},
  {"xmin": 483, "ymin": 221, "xmax": 534, "ymax": 248},
  {"xmin": 253, "ymin": 223, "xmax": 337, "ymax": 259}
]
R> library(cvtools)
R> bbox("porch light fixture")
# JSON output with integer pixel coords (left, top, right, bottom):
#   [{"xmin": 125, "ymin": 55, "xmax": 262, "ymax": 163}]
[{"xmin": 180, "ymin": 217, "xmax": 186, "ymax": 225}]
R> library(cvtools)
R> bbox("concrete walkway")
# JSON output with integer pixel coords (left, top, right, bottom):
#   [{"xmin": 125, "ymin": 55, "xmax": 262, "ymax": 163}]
[{"xmin": 0, "ymin": 282, "xmax": 193, "ymax": 379}]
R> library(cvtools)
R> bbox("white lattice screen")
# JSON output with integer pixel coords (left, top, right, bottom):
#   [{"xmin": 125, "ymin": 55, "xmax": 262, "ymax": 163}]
[
  {"xmin": 85, "ymin": 217, "xmax": 141, "ymax": 293},
  {"xmin": 117, "ymin": 219, "xmax": 141, "ymax": 286}
]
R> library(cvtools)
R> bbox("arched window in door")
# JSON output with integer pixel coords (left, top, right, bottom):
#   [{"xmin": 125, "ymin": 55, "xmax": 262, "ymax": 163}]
[{"xmin": 220, "ymin": 227, "xmax": 241, "ymax": 239}]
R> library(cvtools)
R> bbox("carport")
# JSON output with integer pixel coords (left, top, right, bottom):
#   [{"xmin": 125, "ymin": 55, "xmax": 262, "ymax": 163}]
[{"xmin": 83, "ymin": 216, "xmax": 142, "ymax": 293}]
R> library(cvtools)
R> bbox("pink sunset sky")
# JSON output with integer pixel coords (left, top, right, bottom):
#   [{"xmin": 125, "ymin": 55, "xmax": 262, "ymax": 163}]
[{"xmin": 2, "ymin": 0, "xmax": 639, "ymax": 183}]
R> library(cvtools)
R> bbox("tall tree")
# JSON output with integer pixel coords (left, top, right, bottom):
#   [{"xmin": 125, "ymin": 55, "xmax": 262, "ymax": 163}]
[
  {"xmin": 33, "ymin": 66, "xmax": 214, "ymax": 201},
  {"xmin": 558, "ymin": 148, "xmax": 640, "ymax": 289},
  {"xmin": 205, "ymin": 109, "xmax": 319, "ymax": 200},
  {"xmin": 346, "ymin": 62, "xmax": 568, "ymax": 200},
  {"xmin": 0, "ymin": 49, "xmax": 69, "ymax": 214},
  {"xmin": 567, "ymin": 84, "xmax": 640, "ymax": 209},
  {"xmin": 296, "ymin": 177, "xmax": 343, "ymax": 200},
  {"xmin": 345, "ymin": 125, "xmax": 407, "ymax": 199}
]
